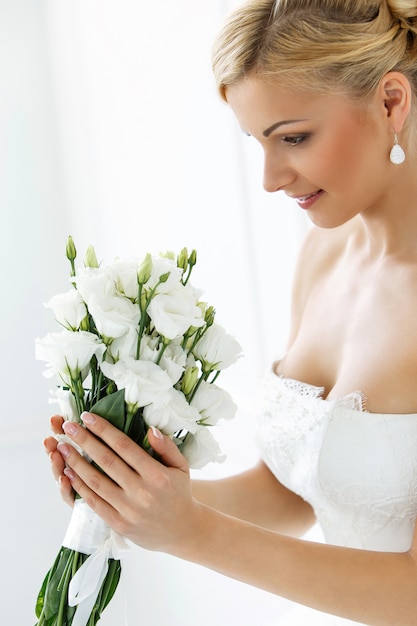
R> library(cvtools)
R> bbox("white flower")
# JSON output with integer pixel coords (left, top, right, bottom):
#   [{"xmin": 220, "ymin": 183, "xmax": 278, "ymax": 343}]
[
  {"xmin": 143, "ymin": 388, "xmax": 200, "ymax": 435},
  {"xmin": 107, "ymin": 327, "xmax": 139, "ymax": 361},
  {"xmin": 74, "ymin": 265, "xmax": 114, "ymax": 302},
  {"xmin": 45, "ymin": 290, "xmax": 87, "ymax": 331},
  {"xmin": 145, "ymin": 256, "xmax": 183, "ymax": 294},
  {"xmin": 139, "ymin": 337, "xmax": 187, "ymax": 384},
  {"xmin": 108, "ymin": 258, "xmax": 141, "ymax": 300},
  {"xmin": 100, "ymin": 358, "xmax": 173, "ymax": 410},
  {"xmin": 179, "ymin": 427, "xmax": 226, "ymax": 469},
  {"xmin": 137, "ymin": 334, "xmax": 159, "ymax": 360},
  {"xmin": 159, "ymin": 340, "xmax": 187, "ymax": 384},
  {"xmin": 49, "ymin": 388, "xmax": 79, "ymax": 422},
  {"xmin": 35, "ymin": 330, "xmax": 106, "ymax": 385},
  {"xmin": 193, "ymin": 323, "xmax": 242, "ymax": 371},
  {"xmin": 191, "ymin": 380, "xmax": 237, "ymax": 425},
  {"xmin": 147, "ymin": 285, "xmax": 205, "ymax": 340},
  {"xmin": 88, "ymin": 292, "xmax": 139, "ymax": 340},
  {"xmin": 73, "ymin": 266, "xmax": 139, "ymax": 340}
]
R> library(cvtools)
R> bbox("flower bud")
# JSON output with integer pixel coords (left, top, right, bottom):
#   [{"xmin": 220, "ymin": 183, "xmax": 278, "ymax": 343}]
[
  {"xmin": 189, "ymin": 249, "xmax": 197, "ymax": 267},
  {"xmin": 85, "ymin": 245, "xmax": 99, "ymax": 268},
  {"xmin": 138, "ymin": 253, "xmax": 152, "ymax": 284},
  {"xmin": 79, "ymin": 315, "xmax": 90, "ymax": 331},
  {"xmin": 205, "ymin": 305, "xmax": 216, "ymax": 327},
  {"xmin": 177, "ymin": 247, "xmax": 189, "ymax": 272},
  {"xmin": 158, "ymin": 271, "xmax": 171, "ymax": 284},
  {"xmin": 181, "ymin": 366, "xmax": 199, "ymax": 396},
  {"xmin": 66, "ymin": 236, "xmax": 77, "ymax": 262}
]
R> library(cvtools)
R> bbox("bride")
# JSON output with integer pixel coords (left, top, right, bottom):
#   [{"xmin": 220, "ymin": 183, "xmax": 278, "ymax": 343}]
[{"xmin": 45, "ymin": 1, "xmax": 417, "ymax": 623}]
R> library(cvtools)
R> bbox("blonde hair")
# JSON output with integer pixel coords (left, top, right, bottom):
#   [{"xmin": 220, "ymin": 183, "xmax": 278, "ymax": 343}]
[{"xmin": 212, "ymin": 0, "xmax": 417, "ymax": 142}]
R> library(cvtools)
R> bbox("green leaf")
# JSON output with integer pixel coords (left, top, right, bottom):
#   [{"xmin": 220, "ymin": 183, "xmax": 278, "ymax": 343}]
[
  {"xmin": 100, "ymin": 560, "xmax": 122, "ymax": 611},
  {"xmin": 35, "ymin": 567, "xmax": 51, "ymax": 618},
  {"xmin": 90, "ymin": 389, "xmax": 126, "ymax": 431},
  {"xmin": 127, "ymin": 410, "xmax": 147, "ymax": 446},
  {"xmin": 41, "ymin": 547, "xmax": 73, "ymax": 620}
]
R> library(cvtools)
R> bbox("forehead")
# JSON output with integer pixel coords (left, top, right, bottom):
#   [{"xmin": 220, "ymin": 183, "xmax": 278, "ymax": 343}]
[{"xmin": 224, "ymin": 76, "xmax": 364, "ymax": 136}]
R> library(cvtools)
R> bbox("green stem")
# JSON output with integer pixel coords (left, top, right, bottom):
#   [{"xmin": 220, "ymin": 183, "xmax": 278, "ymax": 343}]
[
  {"xmin": 69, "ymin": 372, "xmax": 85, "ymax": 420},
  {"xmin": 211, "ymin": 370, "xmax": 221, "ymax": 383},
  {"xmin": 72, "ymin": 551, "xmax": 80, "ymax": 577},
  {"xmin": 156, "ymin": 339, "xmax": 170, "ymax": 364},
  {"xmin": 136, "ymin": 302, "xmax": 149, "ymax": 360},
  {"xmin": 124, "ymin": 409, "xmax": 136, "ymax": 435},
  {"xmin": 97, "ymin": 559, "xmax": 118, "ymax": 612},
  {"xmin": 136, "ymin": 280, "xmax": 165, "ymax": 359},
  {"xmin": 188, "ymin": 371, "xmax": 210, "ymax": 403},
  {"xmin": 185, "ymin": 323, "xmax": 209, "ymax": 355},
  {"xmin": 57, "ymin": 551, "xmax": 75, "ymax": 625}
]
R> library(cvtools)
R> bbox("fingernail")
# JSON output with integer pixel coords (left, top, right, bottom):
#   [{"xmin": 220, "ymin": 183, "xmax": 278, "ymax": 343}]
[
  {"xmin": 81, "ymin": 412, "xmax": 96, "ymax": 426},
  {"xmin": 64, "ymin": 467, "xmax": 75, "ymax": 481},
  {"xmin": 151, "ymin": 426, "xmax": 163, "ymax": 440},
  {"xmin": 57, "ymin": 442, "xmax": 71, "ymax": 458},
  {"xmin": 62, "ymin": 421, "xmax": 78, "ymax": 436}
]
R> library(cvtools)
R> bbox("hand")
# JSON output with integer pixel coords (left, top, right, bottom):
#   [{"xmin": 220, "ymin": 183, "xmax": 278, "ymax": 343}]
[
  {"xmin": 55, "ymin": 412, "xmax": 199, "ymax": 553},
  {"xmin": 43, "ymin": 415, "xmax": 76, "ymax": 507}
]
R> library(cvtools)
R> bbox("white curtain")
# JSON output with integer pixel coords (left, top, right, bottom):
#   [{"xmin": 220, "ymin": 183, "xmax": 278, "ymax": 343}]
[{"xmin": 0, "ymin": 1, "xmax": 308, "ymax": 623}]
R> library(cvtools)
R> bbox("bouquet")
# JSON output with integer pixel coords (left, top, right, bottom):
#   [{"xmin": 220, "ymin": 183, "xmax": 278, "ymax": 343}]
[{"xmin": 34, "ymin": 237, "xmax": 242, "ymax": 626}]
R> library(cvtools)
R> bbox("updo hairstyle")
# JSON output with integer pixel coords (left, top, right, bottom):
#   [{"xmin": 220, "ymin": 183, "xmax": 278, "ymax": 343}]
[{"xmin": 212, "ymin": 0, "xmax": 417, "ymax": 144}]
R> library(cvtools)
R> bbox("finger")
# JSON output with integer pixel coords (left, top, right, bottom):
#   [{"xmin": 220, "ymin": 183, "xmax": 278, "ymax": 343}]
[
  {"xmin": 43, "ymin": 435, "xmax": 59, "ymax": 456},
  {"xmin": 50, "ymin": 414, "xmax": 65, "ymax": 435},
  {"xmin": 78, "ymin": 412, "xmax": 155, "ymax": 476},
  {"xmin": 62, "ymin": 466, "xmax": 121, "ymax": 529},
  {"xmin": 60, "ymin": 420, "xmax": 137, "ymax": 491},
  {"xmin": 57, "ymin": 442, "xmax": 124, "ymax": 524},
  {"xmin": 46, "ymin": 443, "xmax": 67, "ymax": 480},
  {"xmin": 44, "ymin": 434, "xmax": 67, "ymax": 480},
  {"xmin": 147, "ymin": 427, "xmax": 189, "ymax": 474},
  {"xmin": 57, "ymin": 474, "xmax": 76, "ymax": 508}
]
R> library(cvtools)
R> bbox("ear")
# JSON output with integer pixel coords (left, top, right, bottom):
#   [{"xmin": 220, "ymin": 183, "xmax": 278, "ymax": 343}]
[{"xmin": 379, "ymin": 71, "xmax": 411, "ymax": 132}]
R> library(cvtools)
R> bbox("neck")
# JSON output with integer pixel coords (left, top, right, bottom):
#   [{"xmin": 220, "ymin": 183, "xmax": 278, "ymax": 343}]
[{"xmin": 358, "ymin": 161, "xmax": 417, "ymax": 258}]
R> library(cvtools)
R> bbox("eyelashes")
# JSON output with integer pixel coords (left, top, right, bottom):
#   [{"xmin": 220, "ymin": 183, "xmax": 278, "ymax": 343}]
[
  {"xmin": 241, "ymin": 130, "xmax": 312, "ymax": 146},
  {"xmin": 280, "ymin": 133, "xmax": 311, "ymax": 146}
]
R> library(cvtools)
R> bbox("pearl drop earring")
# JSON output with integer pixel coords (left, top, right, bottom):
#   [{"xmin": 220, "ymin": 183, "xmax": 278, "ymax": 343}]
[{"xmin": 389, "ymin": 133, "xmax": 406, "ymax": 165}]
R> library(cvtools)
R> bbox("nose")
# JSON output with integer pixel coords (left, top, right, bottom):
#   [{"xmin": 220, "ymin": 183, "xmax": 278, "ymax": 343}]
[{"xmin": 262, "ymin": 151, "xmax": 295, "ymax": 193}]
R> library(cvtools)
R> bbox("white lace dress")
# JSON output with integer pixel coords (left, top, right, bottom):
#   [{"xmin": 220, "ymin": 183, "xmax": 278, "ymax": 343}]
[{"xmin": 257, "ymin": 370, "xmax": 417, "ymax": 625}]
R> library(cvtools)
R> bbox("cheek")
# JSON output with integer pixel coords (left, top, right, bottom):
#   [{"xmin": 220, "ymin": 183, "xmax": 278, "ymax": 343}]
[{"xmin": 317, "ymin": 125, "xmax": 375, "ymax": 190}]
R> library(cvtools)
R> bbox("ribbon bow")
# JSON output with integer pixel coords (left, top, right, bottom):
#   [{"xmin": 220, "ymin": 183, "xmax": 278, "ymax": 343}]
[{"xmin": 63, "ymin": 499, "xmax": 130, "ymax": 626}]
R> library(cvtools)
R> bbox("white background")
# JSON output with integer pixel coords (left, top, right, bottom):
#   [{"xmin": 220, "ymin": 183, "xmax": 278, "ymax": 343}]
[{"xmin": 0, "ymin": 1, "xmax": 310, "ymax": 623}]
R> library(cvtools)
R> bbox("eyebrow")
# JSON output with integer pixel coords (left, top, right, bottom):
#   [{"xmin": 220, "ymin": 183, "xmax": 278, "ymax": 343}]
[{"xmin": 263, "ymin": 119, "xmax": 308, "ymax": 137}]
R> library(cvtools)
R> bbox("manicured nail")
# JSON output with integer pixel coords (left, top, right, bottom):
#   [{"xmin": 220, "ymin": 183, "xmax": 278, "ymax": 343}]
[
  {"xmin": 81, "ymin": 412, "xmax": 96, "ymax": 426},
  {"xmin": 62, "ymin": 421, "xmax": 78, "ymax": 436},
  {"xmin": 57, "ymin": 442, "xmax": 71, "ymax": 458},
  {"xmin": 64, "ymin": 467, "xmax": 75, "ymax": 481},
  {"xmin": 151, "ymin": 426, "xmax": 163, "ymax": 440}
]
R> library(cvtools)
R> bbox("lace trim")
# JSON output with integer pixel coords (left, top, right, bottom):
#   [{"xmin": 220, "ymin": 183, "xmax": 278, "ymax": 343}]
[
  {"xmin": 277, "ymin": 375, "xmax": 325, "ymax": 399},
  {"xmin": 273, "ymin": 371, "xmax": 367, "ymax": 412}
]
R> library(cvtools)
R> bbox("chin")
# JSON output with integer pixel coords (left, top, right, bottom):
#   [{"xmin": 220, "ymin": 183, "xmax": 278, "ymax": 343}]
[{"xmin": 306, "ymin": 212, "xmax": 356, "ymax": 230}]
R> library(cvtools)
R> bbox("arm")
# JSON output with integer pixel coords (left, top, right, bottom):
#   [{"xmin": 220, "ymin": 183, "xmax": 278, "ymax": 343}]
[
  {"xmin": 192, "ymin": 463, "xmax": 314, "ymax": 536},
  {"xmin": 44, "ymin": 417, "xmax": 314, "ymax": 536},
  {"xmin": 56, "ymin": 414, "xmax": 417, "ymax": 626}
]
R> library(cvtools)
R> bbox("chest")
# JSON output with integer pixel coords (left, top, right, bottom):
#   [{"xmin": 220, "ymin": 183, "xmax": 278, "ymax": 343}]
[{"xmin": 282, "ymin": 262, "xmax": 417, "ymax": 411}]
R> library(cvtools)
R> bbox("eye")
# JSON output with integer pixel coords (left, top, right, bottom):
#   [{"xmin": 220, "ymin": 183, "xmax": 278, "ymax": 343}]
[{"xmin": 281, "ymin": 134, "xmax": 310, "ymax": 146}]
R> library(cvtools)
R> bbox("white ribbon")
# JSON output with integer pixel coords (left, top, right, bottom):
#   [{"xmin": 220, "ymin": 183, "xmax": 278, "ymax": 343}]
[{"xmin": 63, "ymin": 499, "xmax": 130, "ymax": 626}]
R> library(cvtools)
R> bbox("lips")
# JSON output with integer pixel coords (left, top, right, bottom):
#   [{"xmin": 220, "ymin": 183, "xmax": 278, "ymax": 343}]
[
  {"xmin": 293, "ymin": 189, "xmax": 324, "ymax": 209},
  {"xmin": 295, "ymin": 190, "xmax": 321, "ymax": 201}
]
